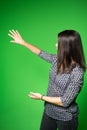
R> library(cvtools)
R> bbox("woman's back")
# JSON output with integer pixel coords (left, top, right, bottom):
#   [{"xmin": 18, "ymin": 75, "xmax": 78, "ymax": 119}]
[{"xmin": 38, "ymin": 50, "xmax": 84, "ymax": 121}]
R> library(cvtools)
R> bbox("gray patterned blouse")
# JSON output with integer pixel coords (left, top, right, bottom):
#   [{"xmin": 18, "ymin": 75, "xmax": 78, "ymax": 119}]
[{"xmin": 38, "ymin": 50, "xmax": 84, "ymax": 121}]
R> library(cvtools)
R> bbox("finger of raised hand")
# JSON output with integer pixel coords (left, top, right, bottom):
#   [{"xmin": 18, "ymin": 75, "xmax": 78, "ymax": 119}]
[
  {"xmin": 12, "ymin": 29, "xmax": 18, "ymax": 35},
  {"xmin": 9, "ymin": 30, "xmax": 16, "ymax": 36},
  {"xmin": 8, "ymin": 33, "xmax": 15, "ymax": 39},
  {"xmin": 10, "ymin": 40, "xmax": 16, "ymax": 43},
  {"xmin": 15, "ymin": 30, "xmax": 21, "ymax": 36}
]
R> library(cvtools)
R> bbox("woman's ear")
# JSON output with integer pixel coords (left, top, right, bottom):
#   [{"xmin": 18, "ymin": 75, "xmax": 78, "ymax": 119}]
[{"xmin": 55, "ymin": 43, "xmax": 58, "ymax": 48}]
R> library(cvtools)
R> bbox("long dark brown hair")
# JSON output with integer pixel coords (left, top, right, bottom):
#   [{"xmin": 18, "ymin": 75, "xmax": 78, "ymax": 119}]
[{"xmin": 57, "ymin": 30, "xmax": 86, "ymax": 74}]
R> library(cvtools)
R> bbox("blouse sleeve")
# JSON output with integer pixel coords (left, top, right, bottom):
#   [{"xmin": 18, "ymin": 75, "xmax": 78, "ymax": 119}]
[
  {"xmin": 60, "ymin": 66, "xmax": 84, "ymax": 108},
  {"xmin": 38, "ymin": 50, "xmax": 57, "ymax": 64}
]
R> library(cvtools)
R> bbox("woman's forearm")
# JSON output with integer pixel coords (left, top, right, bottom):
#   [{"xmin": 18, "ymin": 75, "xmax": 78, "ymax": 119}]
[
  {"xmin": 42, "ymin": 95, "xmax": 63, "ymax": 107},
  {"xmin": 22, "ymin": 41, "xmax": 41, "ymax": 55}
]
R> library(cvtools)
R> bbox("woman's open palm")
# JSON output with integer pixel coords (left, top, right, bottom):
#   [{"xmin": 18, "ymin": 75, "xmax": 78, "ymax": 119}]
[{"xmin": 8, "ymin": 30, "xmax": 24, "ymax": 45}]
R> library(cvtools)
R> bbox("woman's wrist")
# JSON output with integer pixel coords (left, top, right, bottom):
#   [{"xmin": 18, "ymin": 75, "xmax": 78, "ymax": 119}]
[
  {"xmin": 41, "ymin": 95, "xmax": 44, "ymax": 101},
  {"xmin": 22, "ymin": 41, "xmax": 27, "ymax": 46}
]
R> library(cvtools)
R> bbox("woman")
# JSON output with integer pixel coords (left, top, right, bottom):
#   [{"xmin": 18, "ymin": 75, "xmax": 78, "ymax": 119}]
[{"xmin": 8, "ymin": 29, "xmax": 86, "ymax": 130}]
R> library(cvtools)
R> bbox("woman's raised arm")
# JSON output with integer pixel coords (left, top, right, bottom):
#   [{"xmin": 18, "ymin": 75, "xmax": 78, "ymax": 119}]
[
  {"xmin": 8, "ymin": 29, "xmax": 41, "ymax": 55},
  {"xmin": 8, "ymin": 29, "xmax": 56, "ymax": 63}
]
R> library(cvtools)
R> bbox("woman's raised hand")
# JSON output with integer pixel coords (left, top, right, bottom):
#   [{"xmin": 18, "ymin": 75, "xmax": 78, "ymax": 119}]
[
  {"xmin": 8, "ymin": 29, "xmax": 25, "ymax": 45},
  {"xmin": 8, "ymin": 29, "xmax": 41, "ymax": 54}
]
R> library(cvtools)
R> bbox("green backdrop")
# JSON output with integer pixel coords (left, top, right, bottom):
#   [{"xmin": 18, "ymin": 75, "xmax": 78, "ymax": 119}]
[{"xmin": 0, "ymin": 0, "xmax": 87, "ymax": 130}]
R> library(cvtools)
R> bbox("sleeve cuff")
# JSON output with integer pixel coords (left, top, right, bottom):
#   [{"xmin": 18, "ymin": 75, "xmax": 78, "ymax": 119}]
[{"xmin": 38, "ymin": 50, "xmax": 43, "ymax": 56}]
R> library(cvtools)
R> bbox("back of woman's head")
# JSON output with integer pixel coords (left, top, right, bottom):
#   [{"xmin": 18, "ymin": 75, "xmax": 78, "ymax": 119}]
[{"xmin": 57, "ymin": 30, "xmax": 86, "ymax": 73}]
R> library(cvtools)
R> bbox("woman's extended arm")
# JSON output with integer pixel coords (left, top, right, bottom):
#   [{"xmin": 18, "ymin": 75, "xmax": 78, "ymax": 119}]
[
  {"xmin": 8, "ymin": 29, "xmax": 56, "ymax": 63},
  {"xmin": 28, "ymin": 67, "xmax": 84, "ymax": 107},
  {"xmin": 8, "ymin": 30, "xmax": 41, "ymax": 55},
  {"xmin": 29, "ymin": 92, "xmax": 63, "ymax": 107}
]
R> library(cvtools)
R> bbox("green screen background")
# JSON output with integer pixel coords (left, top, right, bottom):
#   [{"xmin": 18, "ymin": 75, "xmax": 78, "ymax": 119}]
[{"xmin": 0, "ymin": 0, "xmax": 87, "ymax": 130}]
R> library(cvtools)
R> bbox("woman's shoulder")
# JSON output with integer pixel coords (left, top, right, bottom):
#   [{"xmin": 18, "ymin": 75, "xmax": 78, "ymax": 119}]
[
  {"xmin": 71, "ymin": 64, "xmax": 84, "ymax": 78},
  {"xmin": 72, "ymin": 64, "xmax": 84, "ymax": 72}
]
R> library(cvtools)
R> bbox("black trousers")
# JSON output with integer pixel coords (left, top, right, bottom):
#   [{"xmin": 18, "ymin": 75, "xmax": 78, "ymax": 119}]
[{"xmin": 40, "ymin": 112, "xmax": 78, "ymax": 130}]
